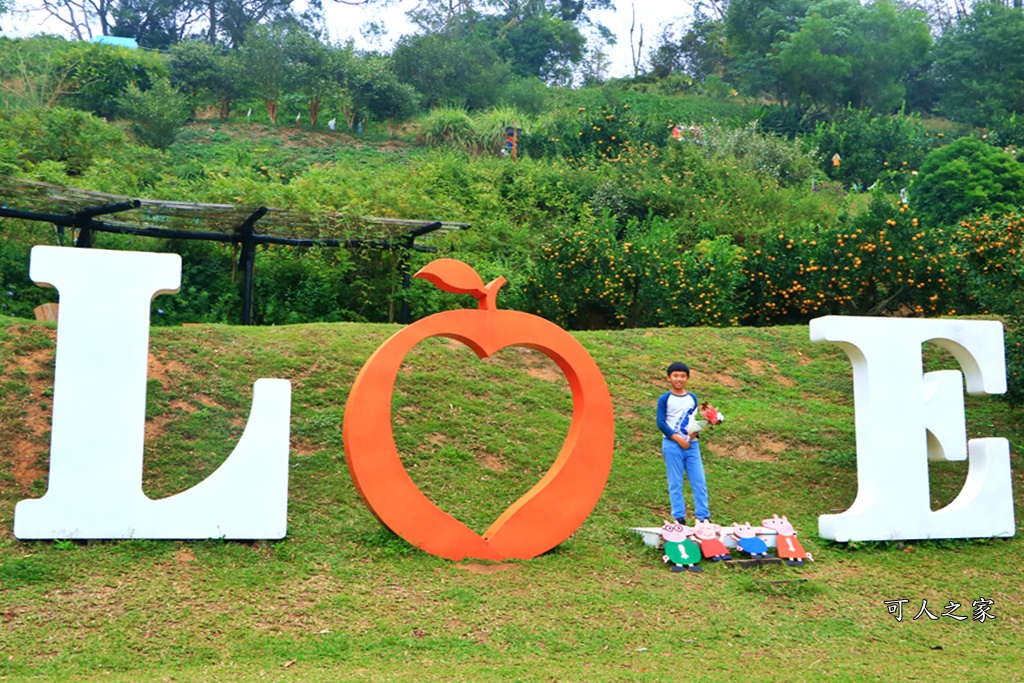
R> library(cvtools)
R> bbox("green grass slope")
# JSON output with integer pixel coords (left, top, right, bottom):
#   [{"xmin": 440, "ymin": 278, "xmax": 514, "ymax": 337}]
[{"xmin": 1, "ymin": 317, "xmax": 1022, "ymax": 681}]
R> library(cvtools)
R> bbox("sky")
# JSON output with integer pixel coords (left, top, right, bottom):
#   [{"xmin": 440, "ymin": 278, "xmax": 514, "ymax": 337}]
[
  {"xmin": 315, "ymin": 0, "xmax": 692, "ymax": 78},
  {"xmin": 3, "ymin": 0, "xmax": 692, "ymax": 79}
]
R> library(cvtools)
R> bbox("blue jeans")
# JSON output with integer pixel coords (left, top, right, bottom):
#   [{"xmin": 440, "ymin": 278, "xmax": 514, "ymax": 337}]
[{"xmin": 662, "ymin": 437, "xmax": 710, "ymax": 521}]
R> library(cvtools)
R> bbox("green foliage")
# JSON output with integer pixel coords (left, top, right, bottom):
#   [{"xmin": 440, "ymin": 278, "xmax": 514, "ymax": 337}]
[
  {"xmin": 239, "ymin": 23, "xmax": 289, "ymax": 123},
  {"xmin": 283, "ymin": 29, "xmax": 336, "ymax": 126},
  {"xmin": 472, "ymin": 106, "xmax": 528, "ymax": 154},
  {"xmin": 933, "ymin": 2, "xmax": 1024, "ymax": 126},
  {"xmin": 148, "ymin": 240, "xmax": 241, "ymax": 326},
  {"xmin": 118, "ymin": 76, "xmax": 191, "ymax": 149},
  {"xmin": 986, "ymin": 112, "xmax": 1024, "ymax": 151},
  {"xmin": 740, "ymin": 195, "xmax": 962, "ymax": 325},
  {"xmin": 0, "ymin": 222, "xmax": 59, "ymax": 320},
  {"xmin": 252, "ymin": 245, "xmax": 359, "ymax": 325},
  {"xmin": 418, "ymin": 107, "xmax": 477, "ymax": 151},
  {"xmin": 911, "ymin": 137, "xmax": 1024, "ymax": 228},
  {"xmin": 0, "ymin": 106, "xmax": 129, "ymax": 175},
  {"xmin": 392, "ymin": 31, "xmax": 514, "ymax": 110},
  {"xmin": 726, "ymin": 0, "xmax": 930, "ymax": 114},
  {"xmin": 809, "ymin": 109, "xmax": 934, "ymax": 188},
  {"xmin": 58, "ymin": 41, "xmax": 167, "ymax": 119},
  {"xmin": 515, "ymin": 213, "xmax": 746, "ymax": 328},
  {"xmin": 951, "ymin": 213, "xmax": 1024, "ymax": 319},
  {"xmin": 167, "ymin": 39, "xmax": 237, "ymax": 117},
  {"xmin": 698, "ymin": 120, "xmax": 819, "ymax": 187},
  {"xmin": 0, "ymin": 35, "xmax": 77, "ymax": 110},
  {"xmin": 492, "ymin": 13, "xmax": 586, "ymax": 85},
  {"xmin": 348, "ymin": 56, "xmax": 420, "ymax": 126},
  {"xmin": 523, "ymin": 88, "xmax": 757, "ymax": 162}
]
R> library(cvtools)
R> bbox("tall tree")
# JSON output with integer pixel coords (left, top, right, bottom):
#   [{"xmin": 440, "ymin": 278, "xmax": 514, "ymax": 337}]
[
  {"xmin": 167, "ymin": 38, "xmax": 239, "ymax": 116},
  {"xmin": 932, "ymin": 1, "xmax": 1024, "ymax": 125},
  {"xmin": 648, "ymin": 2, "xmax": 729, "ymax": 82},
  {"xmin": 403, "ymin": 0, "xmax": 612, "ymax": 84},
  {"xmin": 725, "ymin": 0, "xmax": 930, "ymax": 113},
  {"xmin": 283, "ymin": 29, "xmax": 334, "ymax": 125},
  {"xmin": 238, "ymin": 21, "xmax": 288, "ymax": 122},
  {"xmin": 391, "ymin": 29, "xmax": 513, "ymax": 109},
  {"xmin": 110, "ymin": 0, "xmax": 205, "ymax": 48}
]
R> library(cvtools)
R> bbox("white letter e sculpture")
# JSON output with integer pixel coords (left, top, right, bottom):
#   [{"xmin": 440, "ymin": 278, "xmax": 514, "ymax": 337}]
[{"xmin": 811, "ymin": 316, "xmax": 1015, "ymax": 542}]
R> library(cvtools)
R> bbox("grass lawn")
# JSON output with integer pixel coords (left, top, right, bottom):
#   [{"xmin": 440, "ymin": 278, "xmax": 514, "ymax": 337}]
[{"xmin": 1, "ymin": 317, "xmax": 1021, "ymax": 681}]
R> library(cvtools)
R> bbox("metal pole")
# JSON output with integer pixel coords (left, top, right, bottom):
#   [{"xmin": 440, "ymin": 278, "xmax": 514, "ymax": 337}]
[
  {"xmin": 234, "ymin": 207, "xmax": 268, "ymax": 326},
  {"xmin": 400, "ymin": 240, "xmax": 412, "ymax": 325}
]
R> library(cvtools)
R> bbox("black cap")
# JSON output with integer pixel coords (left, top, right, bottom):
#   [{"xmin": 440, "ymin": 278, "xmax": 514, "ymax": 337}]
[{"xmin": 666, "ymin": 362, "xmax": 690, "ymax": 376}]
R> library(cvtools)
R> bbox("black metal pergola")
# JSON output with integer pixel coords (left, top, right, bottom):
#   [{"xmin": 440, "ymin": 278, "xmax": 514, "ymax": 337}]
[{"xmin": 0, "ymin": 176, "xmax": 470, "ymax": 324}]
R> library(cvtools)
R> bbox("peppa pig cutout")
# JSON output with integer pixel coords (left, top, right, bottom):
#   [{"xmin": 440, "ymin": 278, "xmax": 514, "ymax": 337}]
[
  {"xmin": 762, "ymin": 514, "xmax": 813, "ymax": 566},
  {"xmin": 692, "ymin": 519, "xmax": 731, "ymax": 561},
  {"xmin": 661, "ymin": 521, "xmax": 703, "ymax": 573},
  {"xmin": 730, "ymin": 522, "xmax": 770, "ymax": 558}
]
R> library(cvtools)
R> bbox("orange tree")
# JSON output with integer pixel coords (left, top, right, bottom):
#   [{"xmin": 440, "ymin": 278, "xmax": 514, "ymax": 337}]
[
  {"xmin": 738, "ymin": 196, "xmax": 966, "ymax": 325},
  {"xmin": 952, "ymin": 212, "xmax": 1024, "ymax": 402},
  {"xmin": 511, "ymin": 212, "xmax": 745, "ymax": 329}
]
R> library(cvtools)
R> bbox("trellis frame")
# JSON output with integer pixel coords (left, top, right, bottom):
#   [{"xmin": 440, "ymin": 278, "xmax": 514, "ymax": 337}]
[{"xmin": 0, "ymin": 176, "xmax": 470, "ymax": 324}]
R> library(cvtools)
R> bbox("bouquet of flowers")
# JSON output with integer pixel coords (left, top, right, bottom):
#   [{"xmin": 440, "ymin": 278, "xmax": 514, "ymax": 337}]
[{"xmin": 690, "ymin": 402, "xmax": 724, "ymax": 432}]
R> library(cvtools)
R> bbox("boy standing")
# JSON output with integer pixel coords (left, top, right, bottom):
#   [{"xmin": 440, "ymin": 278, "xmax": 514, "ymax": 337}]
[{"xmin": 656, "ymin": 362, "xmax": 711, "ymax": 524}]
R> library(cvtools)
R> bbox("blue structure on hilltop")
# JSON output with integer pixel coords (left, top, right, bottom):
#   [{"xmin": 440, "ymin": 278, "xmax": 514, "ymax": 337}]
[{"xmin": 92, "ymin": 36, "xmax": 138, "ymax": 49}]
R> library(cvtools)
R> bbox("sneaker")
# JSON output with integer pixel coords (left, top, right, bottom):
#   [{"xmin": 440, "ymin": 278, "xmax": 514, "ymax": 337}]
[{"xmin": 674, "ymin": 517, "xmax": 687, "ymax": 525}]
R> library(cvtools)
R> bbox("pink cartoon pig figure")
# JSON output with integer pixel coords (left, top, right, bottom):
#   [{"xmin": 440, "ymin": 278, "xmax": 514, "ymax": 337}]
[
  {"xmin": 692, "ymin": 519, "xmax": 731, "ymax": 562},
  {"xmin": 661, "ymin": 521, "xmax": 703, "ymax": 573},
  {"xmin": 730, "ymin": 522, "xmax": 769, "ymax": 558},
  {"xmin": 762, "ymin": 514, "xmax": 813, "ymax": 566}
]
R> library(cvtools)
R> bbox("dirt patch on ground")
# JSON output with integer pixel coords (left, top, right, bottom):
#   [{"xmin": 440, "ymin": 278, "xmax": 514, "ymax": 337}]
[
  {"xmin": 455, "ymin": 562, "xmax": 516, "ymax": 575},
  {"xmin": 768, "ymin": 364, "xmax": 797, "ymax": 387},
  {"xmin": 12, "ymin": 439, "xmax": 47, "ymax": 489},
  {"xmin": 176, "ymin": 546, "xmax": 197, "ymax": 565},
  {"xmin": 720, "ymin": 439, "xmax": 786, "ymax": 462},
  {"xmin": 474, "ymin": 453, "xmax": 508, "ymax": 472},
  {"xmin": 291, "ymin": 437, "xmax": 321, "ymax": 456},
  {"xmin": 701, "ymin": 372, "xmax": 741, "ymax": 389},
  {"xmin": 147, "ymin": 353, "xmax": 185, "ymax": 389},
  {"xmin": 510, "ymin": 348, "xmax": 565, "ymax": 385},
  {"xmin": 745, "ymin": 359, "xmax": 765, "ymax": 375},
  {"xmin": 7, "ymin": 345, "xmax": 55, "ymax": 489},
  {"xmin": 7, "ymin": 345, "xmax": 54, "ymax": 378},
  {"xmin": 193, "ymin": 394, "xmax": 224, "ymax": 409}
]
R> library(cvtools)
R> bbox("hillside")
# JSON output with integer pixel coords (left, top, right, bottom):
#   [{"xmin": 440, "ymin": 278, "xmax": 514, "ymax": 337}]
[{"xmin": 1, "ymin": 317, "xmax": 1022, "ymax": 681}]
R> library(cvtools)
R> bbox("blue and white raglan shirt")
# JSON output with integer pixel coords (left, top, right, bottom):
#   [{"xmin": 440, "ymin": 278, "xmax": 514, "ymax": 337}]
[{"xmin": 656, "ymin": 391, "xmax": 699, "ymax": 440}]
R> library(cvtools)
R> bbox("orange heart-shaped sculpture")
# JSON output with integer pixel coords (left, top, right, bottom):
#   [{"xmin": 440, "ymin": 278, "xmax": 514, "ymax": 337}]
[{"xmin": 343, "ymin": 259, "xmax": 615, "ymax": 561}]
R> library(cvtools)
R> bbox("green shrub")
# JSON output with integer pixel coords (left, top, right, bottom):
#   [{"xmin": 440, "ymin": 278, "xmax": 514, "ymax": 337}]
[
  {"xmin": 512, "ymin": 212, "xmax": 746, "ymax": 329},
  {"xmin": 148, "ymin": 240, "xmax": 241, "ymax": 326},
  {"xmin": 118, "ymin": 76, "xmax": 191, "ymax": 149},
  {"xmin": 472, "ymin": 106, "xmax": 528, "ymax": 155},
  {"xmin": 808, "ymin": 109, "xmax": 934, "ymax": 189},
  {"xmin": 739, "ymin": 196, "xmax": 962, "ymax": 325},
  {"xmin": 418, "ymin": 107, "xmax": 478, "ymax": 151},
  {"xmin": 911, "ymin": 137, "xmax": 1024, "ymax": 228},
  {"xmin": 699, "ymin": 120, "xmax": 819, "ymax": 187},
  {"xmin": 0, "ymin": 220, "xmax": 59, "ymax": 320},
  {"xmin": 0, "ymin": 106, "xmax": 129, "ymax": 175},
  {"xmin": 58, "ymin": 41, "xmax": 167, "ymax": 119}
]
